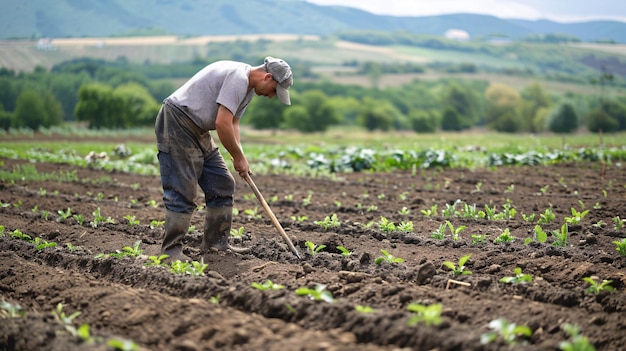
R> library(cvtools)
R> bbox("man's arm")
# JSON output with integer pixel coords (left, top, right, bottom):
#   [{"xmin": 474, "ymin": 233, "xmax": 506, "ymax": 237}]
[{"xmin": 215, "ymin": 105, "xmax": 250, "ymax": 177}]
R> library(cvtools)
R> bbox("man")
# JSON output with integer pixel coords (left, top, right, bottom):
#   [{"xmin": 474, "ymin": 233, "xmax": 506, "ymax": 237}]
[{"xmin": 155, "ymin": 56, "xmax": 293, "ymax": 262}]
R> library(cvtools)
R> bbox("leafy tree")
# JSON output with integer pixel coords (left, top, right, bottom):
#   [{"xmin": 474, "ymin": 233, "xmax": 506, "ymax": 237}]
[
  {"xmin": 519, "ymin": 82, "xmax": 552, "ymax": 132},
  {"xmin": 587, "ymin": 108, "xmax": 618, "ymax": 133},
  {"xmin": 440, "ymin": 107, "xmax": 463, "ymax": 131},
  {"xmin": 357, "ymin": 98, "xmax": 396, "ymax": 131},
  {"xmin": 113, "ymin": 83, "xmax": 160, "ymax": 126},
  {"xmin": 327, "ymin": 96, "xmax": 360, "ymax": 125},
  {"xmin": 485, "ymin": 83, "xmax": 522, "ymax": 132},
  {"xmin": 0, "ymin": 103, "xmax": 12, "ymax": 130},
  {"xmin": 283, "ymin": 90, "xmax": 340, "ymax": 133},
  {"xmin": 549, "ymin": 102, "xmax": 578, "ymax": 133},
  {"xmin": 599, "ymin": 99, "xmax": 626, "ymax": 131},
  {"xmin": 409, "ymin": 109, "xmax": 438, "ymax": 133},
  {"xmin": 0, "ymin": 77, "xmax": 19, "ymax": 112},
  {"xmin": 75, "ymin": 83, "xmax": 125, "ymax": 129},
  {"xmin": 441, "ymin": 83, "xmax": 477, "ymax": 128},
  {"xmin": 41, "ymin": 92, "xmax": 63, "ymax": 128},
  {"xmin": 13, "ymin": 90, "xmax": 47, "ymax": 130}
]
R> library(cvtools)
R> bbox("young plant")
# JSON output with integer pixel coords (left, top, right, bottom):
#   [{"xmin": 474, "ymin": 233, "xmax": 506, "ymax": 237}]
[
  {"xmin": 336, "ymin": 246, "xmax": 352, "ymax": 256},
  {"xmin": 396, "ymin": 221, "xmax": 414, "ymax": 233},
  {"xmin": 169, "ymin": 260, "xmax": 208, "ymax": 276},
  {"xmin": 10, "ymin": 229, "xmax": 31, "ymax": 241},
  {"xmin": 305, "ymin": 240, "xmax": 326, "ymax": 255},
  {"xmin": 290, "ymin": 215, "xmax": 308, "ymax": 223},
  {"xmin": 91, "ymin": 207, "xmax": 115, "ymax": 228},
  {"xmin": 583, "ymin": 277, "xmax": 615, "ymax": 295},
  {"xmin": 355, "ymin": 305, "xmax": 375, "ymax": 313},
  {"xmin": 66, "ymin": 243, "xmax": 83, "ymax": 252},
  {"xmin": 559, "ymin": 323, "xmax": 596, "ymax": 351},
  {"xmin": 378, "ymin": 216, "xmax": 396, "ymax": 232},
  {"xmin": 144, "ymin": 254, "xmax": 169, "ymax": 267},
  {"xmin": 564, "ymin": 208, "xmax": 589, "ymax": 225},
  {"xmin": 442, "ymin": 254, "xmax": 472, "ymax": 277},
  {"xmin": 533, "ymin": 225, "xmax": 548, "ymax": 243},
  {"xmin": 613, "ymin": 238, "xmax": 626, "ymax": 256},
  {"xmin": 150, "ymin": 220, "xmax": 165, "ymax": 229},
  {"xmin": 374, "ymin": 249, "xmax": 405, "ymax": 264},
  {"xmin": 613, "ymin": 216, "xmax": 625, "ymax": 230},
  {"xmin": 406, "ymin": 303, "xmax": 443, "ymax": 327},
  {"xmin": 431, "ymin": 222, "xmax": 447, "ymax": 240},
  {"xmin": 295, "ymin": 284, "xmax": 335, "ymax": 302},
  {"xmin": 493, "ymin": 228, "xmax": 514, "ymax": 244},
  {"xmin": 1, "ymin": 300, "xmax": 26, "ymax": 318},
  {"xmin": 500, "ymin": 267, "xmax": 532, "ymax": 284},
  {"xmin": 314, "ymin": 213, "xmax": 341, "ymax": 231},
  {"xmin": 244, "ymin": 207, "xmax": 262, "ymax": 219},
  {"xmin": 57, "ymin": 207, "xmax": 73, "ymax": 223},
  {"xmin": 230, "ymin": 226, "xmax": 245, "ymax": 237},
  {"xmin": 447, "ymin": 221, "xmax": 467, "ymax": 240},
  {"xmin": 123, "ymin": 215, "xmax": 140, "ymax": 226},
  {"xmin": 551, "ymin": 223, "xmax": 569, "ymax": 247},
  {"xmin": 97, "ymin": 240, "xmax": 143, "ymax": 259},
  {"xmin": 32, "ymin": 237, "xmax": 57, "ymax": 250},
  {"xmin": 421, "ymin": 204, "xmax": 438, "ymax": 218},
  {"xmin": 251, "ymin": 280, "xmax": 285, "ymax": 291},
  {"xmin": 481, "ymin": 318, "xmax": 532, "ymax": 345},
  {"xmin": 398, "ymin": 206, "xmax": 410, "ymax": 216},
  {"xmin": 107, "ymin": 338, "xmax": 139, "ymax": 351},
  {"xmin": 471, "ymin": 234, "xmax": 487, "ymax": 245},
  {"xmin": 537, "ymin": 208, "xmax": 556, "ymax": 224}
]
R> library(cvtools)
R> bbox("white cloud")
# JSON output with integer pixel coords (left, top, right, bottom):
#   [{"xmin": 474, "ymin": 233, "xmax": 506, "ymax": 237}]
[{"xmin": 305, "ymin": 0, "xmax": 626, "ymax": 22}]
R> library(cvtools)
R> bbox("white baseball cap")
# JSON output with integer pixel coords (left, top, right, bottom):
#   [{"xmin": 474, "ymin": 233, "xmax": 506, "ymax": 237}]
[{"xmin": 264, "ymin": 56, "xmax": 293, "ymax": 105}]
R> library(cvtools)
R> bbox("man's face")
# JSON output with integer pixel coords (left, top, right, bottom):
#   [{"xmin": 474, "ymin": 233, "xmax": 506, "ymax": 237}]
[{"xmin": 255, "ymin": 73, "xmax": 278, "ymax": 100}]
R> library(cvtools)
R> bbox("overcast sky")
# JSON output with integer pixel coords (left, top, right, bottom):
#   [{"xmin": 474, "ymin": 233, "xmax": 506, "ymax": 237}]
[{"xmin": 305, "ymin": 0, "xmax": 626, "ymax": 23}]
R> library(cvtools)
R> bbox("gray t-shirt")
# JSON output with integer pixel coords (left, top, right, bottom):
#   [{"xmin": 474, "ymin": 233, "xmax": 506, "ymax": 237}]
[{"xmin": 168, "ymin": 60, "xmax": 255, "ymax": 132}]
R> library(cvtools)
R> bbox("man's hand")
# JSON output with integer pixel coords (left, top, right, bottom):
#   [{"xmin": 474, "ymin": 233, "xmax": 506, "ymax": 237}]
[{"xmin": 232, "ymin": 155, "xmax": 250, "ymax": 178}]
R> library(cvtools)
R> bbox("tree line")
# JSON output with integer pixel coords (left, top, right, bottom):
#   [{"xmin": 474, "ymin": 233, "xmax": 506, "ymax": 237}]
[{"xmin": 1, "ymin": 58, "xmax": 625, "ymax": 134}]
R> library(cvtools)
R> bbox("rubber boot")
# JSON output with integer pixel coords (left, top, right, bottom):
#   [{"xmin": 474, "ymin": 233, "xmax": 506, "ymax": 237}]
[
  {"xmin": 161, "ymin": 209, "xmax": 192, "ymax": 262},
  {"xmin": 202, "ymin": 207, "xmax": 250, "ymax": 254}
]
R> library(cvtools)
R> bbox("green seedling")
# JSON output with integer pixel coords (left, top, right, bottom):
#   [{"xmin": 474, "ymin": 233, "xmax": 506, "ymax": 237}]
[
  {"xmin": 57, "ymin": 207, "xmax": 73, "ymax": 222},
  {"xmin": 305, "ymin": 240, "xmax": 326, "ymax": 255},
  {"xmin": 522, "ymin": 213, "xmax": 536, "ymax": 222},
  {"xmin": 397, "ymin": 221, "xmax": 414, "ymax": 233},
  {"xmin": 366, "ymin": 205, "xmax": 378, "ymax": 212},
  {"xmin": 295, "ymin": 284, "xmax": 335, "ymax": 302},
  {"xmin": 10, "ymin": 229, "xmax": 31, "ymax": 241},
  {"xmin": 314, "ymin": 213, "xmax": 341, "ymax": 231},
  {"xmin": 613, "ymin": 216, "xmax": 625, "ymax": 230},
  {"xmin": 481, "ymin": 318, "xmax": 532, "ymax": 345},
  {"xmin": 145, "ymin": 199, "xmax": 159, "ymax": 208},
  {"xmin": 432, "ymin": 222, "xmax": 447, "ymax": 239},
  {"xmin": 583, "ymin": 277, "xmax": 615, "ymax": 295},
  {"xmin": 12, "ymin": 200, "xmax": 22, "ymax": 208},
  {"xmin": 564, "ymin": 208, "xmax": 589, "ymax": 225},
  {"xmin": 52, "ymin": 303, "xmax": 84, "ymax": 337},
  {"xmin": 374, "ymin": 249, "xmax": 405, "ymax": 264},
  {"xmin": 559, "ymin": 323, "xmax": 596, "ymax": 351},
  {"xmin": 1, "ymin": 300, "xmax": 26, "ymax": 318},
  {"xmin": 406, "ymin": 303, "xmax": 443, "ymax": 327},
  {"xmin": 500, "ymin": 267, "xmax": 532, "ymax": 284},
  {"xmin": 537, "ymin": 208, "xmax": 556, "ymax": 224},
  {"xmin": 378, "ymin": 216, "xmax": 396, "ymax": 232},
  {"xmin": 421, "ymin": 204, "xmax": 438, "ymax": 217},
  {"xmin": 447, "ymin": 221, "xmax": 467, "ymax": 240},
  {"xmin": 144, "ymin": 254, "xmax": 169, "ymax": 267},
  {"xmin": 442, "ymin": 200, "xmax": 461, "ymax": 218},
  {"xmin": 251, "ymin": 279, "xmax": 285, "ymax": 291},
  {"xmin": 169, "ymin": 260, "xmax": 208, "ymax": 276},
  {"xmin": 0, "ymin": 225, "xmax": 4, "ymax": 237},
  {"xmin": 107, "ymin": 338, "xmax": 139, "ymax": 351},
  {"xmin": 97, "ymin": 240, "xmax": 143, "ymax": 259},
  {"xmin": 493, "ymin": 229, "xmax": 514, "ymax": 244},
  {"xmin": 551, "ymin": 223, "xmax": 569, "ymax": 247},
  {"xmin": 40, "ymin": 210, "xmax": 51, "ymax": 220},
  {"xmin": 334, "ymin": 200, "xmax": 341, "ymax": 208},
  {"xmin": 32, "ymin": 237, "xmax": 57, "ymax": 250},
  {"xmin": 533, "ymin": 225, "xmax": 548, "ymax": 243},
  {"xmin": 244, "ymin": 207, "xmax": 262, "ymax": 219},
  {"xmin": 72, "ymin": 214, "xmax": 85, "ymax": 226},
  {"xmin": 66, "ymin": 243, "xmax": 83, "ymax": 252},
  {"xmin": 150, "ymin": 220, "xmax": 165, "ymax": 229},
  {"xmin": 471, "ymin": 234, "xmax": 487, "ymax": 245},
  {"xmin": 442, "ymin": 254, "xmax": 472, "ymax": 276},
  {"xmin": 539, "ymin": 184, "xmax": 550, "ymax": 194},
  {"xmin": 91, "ymin": 207, "xmax": 115, "ymax": 228},
  {"xmin": 290, "ymin": 215, "xmax": 308, "ymax": 223},
  {"xmin": 123, "ymin": 215, "xmax": 140, "ymax": 226},
  {"xmin": 399, "ymin": 207, "xmax": 410, "ymax": 216},
  {"xmin": 399, "ymin": 191, "xmax": 409, "ymax": 201},
  {"xmin": 230, "ymin": 226, "xmax": 245, "ymax": 237},
  {"xmin": 0, "ymin": 200, "xmax": 9, "ymax": 208},
  {"xmin": 209, "ymin": 296, "xmax": 220, "ymax": 304},
  {"xmin": 336, "ymin": 246, "xmax": 352, "ymax": 256},
  {"xmin": 355, "ymin": 305, "xmax": 375, "ymax": 313},
  {"xmin": 613, "ymin": 238, "xmax": 626, "ymax": 256},
  {"xmin": 302, "ymin": 191, "xmax": 313, "ymax": 207}
]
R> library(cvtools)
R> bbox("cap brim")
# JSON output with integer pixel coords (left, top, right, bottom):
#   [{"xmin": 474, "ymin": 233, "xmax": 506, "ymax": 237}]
[{"xmin": 276, "ymin": 85, "xmax": 291, "ymax": 105}]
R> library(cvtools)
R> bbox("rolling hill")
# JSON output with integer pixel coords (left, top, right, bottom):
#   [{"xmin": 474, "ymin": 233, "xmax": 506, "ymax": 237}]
[{"xmin": 2, "ymin": 0, "xmax": 626, "ymax": 43}]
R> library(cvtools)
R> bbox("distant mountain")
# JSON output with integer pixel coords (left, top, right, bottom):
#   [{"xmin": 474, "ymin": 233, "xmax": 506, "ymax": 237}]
[{"xmin": 2, "ymin": 0, "xmax": 626, "ymax": 43}]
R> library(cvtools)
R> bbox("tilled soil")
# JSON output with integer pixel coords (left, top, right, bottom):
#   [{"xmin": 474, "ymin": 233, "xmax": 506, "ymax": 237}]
[{"xmin": 0, "ymin": 157, "xmax": 625, "ymax": 351}]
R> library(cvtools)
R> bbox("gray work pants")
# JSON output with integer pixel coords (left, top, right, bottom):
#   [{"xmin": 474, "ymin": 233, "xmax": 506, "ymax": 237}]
[{"xmin": 155, "ymin": 100, "xmax": 235, "ymax": 214}]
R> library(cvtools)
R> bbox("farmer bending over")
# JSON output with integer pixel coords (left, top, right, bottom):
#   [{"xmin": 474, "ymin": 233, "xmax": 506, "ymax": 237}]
[{"xmin": 155, "ymin": 57, "xmax": 293, "ymax": 262}]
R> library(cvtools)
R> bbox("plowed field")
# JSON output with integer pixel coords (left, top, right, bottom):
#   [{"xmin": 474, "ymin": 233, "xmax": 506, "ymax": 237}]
[{"xmin": 1, "ymin": 155, "xmax": 625, "ymax": 351}]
